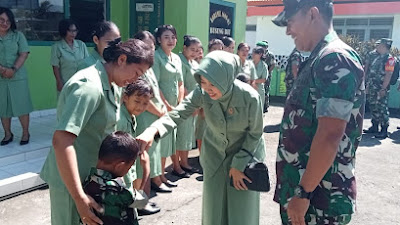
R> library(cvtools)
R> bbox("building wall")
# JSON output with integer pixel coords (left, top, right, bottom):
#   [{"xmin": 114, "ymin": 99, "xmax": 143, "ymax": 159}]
[{"xmin": 246, "ymin": 13, "xmax": 400, "ymax": 108}]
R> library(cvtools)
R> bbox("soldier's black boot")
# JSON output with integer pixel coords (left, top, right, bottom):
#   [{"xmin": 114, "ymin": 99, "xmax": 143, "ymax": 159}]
[
  {"xmin": 375, "ymin": 125, "xmax": 389, "ymax": 139},
  {"xmin": 363, "ymin": 122, "xmax": 378, "ymax": 134}
]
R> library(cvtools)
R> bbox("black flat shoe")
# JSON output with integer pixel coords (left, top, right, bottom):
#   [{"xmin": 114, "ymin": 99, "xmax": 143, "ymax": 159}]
[
  {"xmin": 181, "ymin": 166, "xmax": 200, "ymax": 173},
  {"xmin": 20, "ymin": 134, "xmax": 30, "ymax": 145},
  {"xmin": 137, "ymin": 203, "xmax": 161, "ymax": 216},
  {"xmin": 163, "ymin": 180, "xmax": 178, "ymax": 187},
  {"xmin": 171, "ymin": 170, "xmax": 191, "ymax": 178},
  {"xmin": 151, "ymin": 182, "xmax": 172, "ymax": 193},
  {"xmin": 1, "ymin": 133, "xmax": 14, "ymax": 146}
]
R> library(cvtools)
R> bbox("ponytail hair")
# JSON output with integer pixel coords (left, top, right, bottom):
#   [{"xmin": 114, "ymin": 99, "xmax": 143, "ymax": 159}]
[
  {"xmin": 183, "ymin": 35, "xmax": 201, "ymax": 47},
  {"xmin": 103, "ymin": 38, "xmax": 154, "ymax": 67}
]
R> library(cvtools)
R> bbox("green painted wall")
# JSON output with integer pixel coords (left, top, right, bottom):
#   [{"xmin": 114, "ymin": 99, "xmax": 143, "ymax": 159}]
[
  {"xmin": 187, "ymin": 0, "xmax": 209, "ymax": 52},
  {"xmin": 164, "ymin": 0, "xmax": 188, "ymax": 53},
  {"xmin": 111, "ymin": 0, "xmax": 130, "ymax": 40}
]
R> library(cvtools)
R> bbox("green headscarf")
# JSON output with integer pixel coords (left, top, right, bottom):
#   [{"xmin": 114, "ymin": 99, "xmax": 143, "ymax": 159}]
[{"xmin": 194, "ymin": 51, "xmax": 240, "ymax": 110}]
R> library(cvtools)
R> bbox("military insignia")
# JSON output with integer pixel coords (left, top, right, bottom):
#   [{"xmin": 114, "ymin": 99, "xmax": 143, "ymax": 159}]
[{"xmin": 228, "ymin": 107, "xmax": 234, "ymax": 115}]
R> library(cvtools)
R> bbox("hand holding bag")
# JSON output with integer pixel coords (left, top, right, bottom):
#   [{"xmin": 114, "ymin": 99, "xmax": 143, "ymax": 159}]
[{"xmin": 230, "ymin": 149, "xmax": 270, "ymax": 192}]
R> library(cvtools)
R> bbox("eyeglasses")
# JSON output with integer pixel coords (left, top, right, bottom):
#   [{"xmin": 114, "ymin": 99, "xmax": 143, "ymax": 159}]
[
  {"xmin": 68, "ymin": 29, "xmax": 79, "ymax": 33},
  {"xmin": 0, "ymin": 18, "xmax": 11, "ymax": 25}
]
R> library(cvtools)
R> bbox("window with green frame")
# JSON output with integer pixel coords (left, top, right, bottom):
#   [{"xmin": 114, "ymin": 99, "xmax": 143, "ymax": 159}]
[{"xmin": 0, "ymin": 0, "xmax": 108, "ymax": 43}]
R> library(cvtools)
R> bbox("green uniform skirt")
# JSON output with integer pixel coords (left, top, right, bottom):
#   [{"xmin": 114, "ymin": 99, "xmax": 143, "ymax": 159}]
[
  {"xmin": 0, "ymin": 79, "xmax": 33, "ymax": 117},
  {"xmin": 176, "ymin": 115, "xmax": 195, "ymax": 150}
]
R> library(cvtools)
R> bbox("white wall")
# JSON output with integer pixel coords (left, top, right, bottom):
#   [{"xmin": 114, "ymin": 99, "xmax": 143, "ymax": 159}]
[{"xmin": 246, "ymin": 14, "xmax": 400, "ymax": 56}]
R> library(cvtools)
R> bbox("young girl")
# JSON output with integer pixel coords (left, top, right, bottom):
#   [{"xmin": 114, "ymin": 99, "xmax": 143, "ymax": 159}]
[
  {"xmin": 176, "ymin": 35, "xmax": 202, "ymax": 173},
  {"xmin": 137, "ymin": 51, "xmax": 266, "ymax": 225},
  {"xmin": 251, "ymin": 46, "xmax": 269, "ymax": 109},
  {"xmin": 153, "ymin": 24, "xmax": 189, "ymax": 181}
]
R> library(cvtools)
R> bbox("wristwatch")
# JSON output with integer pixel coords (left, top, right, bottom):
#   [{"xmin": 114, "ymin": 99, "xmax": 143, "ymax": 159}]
[{"xmin": 294, "ymin": 185, "xmax": 314, "ymax": 200}]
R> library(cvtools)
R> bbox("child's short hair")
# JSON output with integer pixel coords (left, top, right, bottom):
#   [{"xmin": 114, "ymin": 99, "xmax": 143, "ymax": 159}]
[
  {"xmin": 98, "ymin": 131, "xmax": 139, "ymax": 164},
  {"xmin": 124, "ymin": 78, "xmax": 154, "ymax": 98},
  {"xmin": 236, "ymin": 73, "xmax": 251, "ymax": 84}
]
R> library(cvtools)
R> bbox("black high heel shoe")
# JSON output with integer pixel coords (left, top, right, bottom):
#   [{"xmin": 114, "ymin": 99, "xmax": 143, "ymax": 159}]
[
  {"xmin": 20, "ymin": 134, "xmax": 30, "ymax": 145},
  {"xmin": 1, "ymin": 133, "xmax": 14, "ymax": 146}
]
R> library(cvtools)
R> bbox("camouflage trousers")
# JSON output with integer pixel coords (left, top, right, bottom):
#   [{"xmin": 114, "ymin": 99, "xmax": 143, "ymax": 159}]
[
  {"xmin": 367, "ymin": 88, "xmax": 389, "ymax": 127},
  {"xmin": 264, "ymin": 81, "xmax": 271, "ymax": 111},
  {"xmin": 280, "ymin": 204, "xmax": 352, "ymax": 225},
  {"xmin": 285, "ymin": 81, "xmax": 294, "ymax": 98}
]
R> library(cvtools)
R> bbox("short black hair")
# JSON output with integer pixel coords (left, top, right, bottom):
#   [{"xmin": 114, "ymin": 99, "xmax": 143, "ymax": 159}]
[
  {"xmin": 58, "ymin": 19, "xmax": 77, "ymax": 38},
  {"xmin": 134, "ymin": 30, "xmax": 156, "ymax": 46},
  {"xmin": 154, "ymin": 24, "xmax": 177, "ymax": 45},
  {"xmin": 253, "ymin": 46, "xmax": 265, "ymax": 55},
  {"xmin": 236, "ymin": 73, "xmax": 251, "ymax": 84},
  {"xmin": 103, "ymin": 38, "xmax": 154, "ymax": 67},
  {"xmin": 124, "ymin": 78, "xmax": 154, "ymax": 98},
  {"xmin": 0, "ymin": 7, "xmax": 17, "ymax": 31},
  {"xmin": 92, "ymin": 21, "xmax": 118, "ymax": 39},
  {"xmin": 208, "ymin": 39, "xmax": 223, "ymax": 52},
  {"xmin": 183, "ymin": 35, "xmax": 201, "ymax": 47},
  {"xmin": 301, "ymin": 1, "xmax": 333, "ymax": 25},
  {"xmin": 237, "ymin": 42, "xmax": 250, "ymax": 52},
  {"xmin": 222, "ymin": 36, "xmax": 235, "ymax": 47},
  {"xmin": 98, "ymin": 131, "xmax": 139, "ymax": 164}
]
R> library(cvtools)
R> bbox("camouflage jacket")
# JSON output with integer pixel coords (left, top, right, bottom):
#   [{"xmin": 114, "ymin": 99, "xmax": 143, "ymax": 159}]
[
  {"xmin": 367, "ymin": 53, "xmax": 395, "ymax": 90},
  {"xmin": 285, "ymin": 48, "xmax": 302, "ymax": 91},
  {"xmin": 274, "ymin": 32, "xmax": 365, "ymax": 216},
  {"xmin": 82, "ymin": 168, "xmax": 148, "ymax": 225},
  {"xmin": 262, "ymin": 51, "xmax": 276, "ymax": 69}
]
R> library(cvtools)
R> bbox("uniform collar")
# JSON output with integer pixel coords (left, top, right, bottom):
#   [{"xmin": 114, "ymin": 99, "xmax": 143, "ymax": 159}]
[
  {"xmin": 95, "ymin": 61, "xmax": 111, "ymax": 91},
  {"xmin": 157, "ymin": 47, "xmax": 171, "ymax": 60},
  {"xmin": 0, "ymin": 30, "xmax": 15, "ymax": 40},
  {"xmin": 91, "ymin": 49, "xmax": 105, "ymax": 63},
  {"xmin": 89, "ymin": 167, "xmax": 115, "ymax": 180},
  {"xmin": 308, "ymin": 31, "xmax": 339, "ymax": 61},
  {"xmin": 121, "ymin": 104, "xmax": 136, "ymax": 130},
  {"xmin": 61, "ymin": 38, "xmax": 79, "ymax": 52}
]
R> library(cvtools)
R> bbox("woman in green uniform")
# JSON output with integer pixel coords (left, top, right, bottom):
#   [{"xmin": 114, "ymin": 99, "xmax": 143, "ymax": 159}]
[
  {"xmin": 138, "ymin": 51, "xmax": 266, "ymax": 225},
  {"xmin": 237, "ymin": 42, "xmax": 257, "ymax": 81},
  {"xmin": 51, "ymin": 19, "xmax": 89, "ymax": 92},
  {"xmin": 176, "ymin": 35, "xmax": 201, "ymax": 172},
  {"xmin": 222, "ymin": 36, "xmax": 235, "ymax": 54},
  {"xmin": 152, "ymin": 24, "xmax": 189, "ymax": 183},
  {"xmin": 0, "ymin": 7, "xmax": 32, "ymax": 146},
  {"xmin": 40, "ymin": 38, "xmax": 154, "ymax": 225},
  {"xmin": 77, "ymin": 21, "xmax": 120, "ymax": 70},
  {"xmin": 252, "ymin": 46, "xmax": 269, "ymax": 109}
]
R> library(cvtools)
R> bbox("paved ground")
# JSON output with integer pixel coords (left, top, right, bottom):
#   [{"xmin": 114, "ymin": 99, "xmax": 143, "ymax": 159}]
[{"xmin": 0, "ymin": 104, "xmax": 399, "ymax": 225}]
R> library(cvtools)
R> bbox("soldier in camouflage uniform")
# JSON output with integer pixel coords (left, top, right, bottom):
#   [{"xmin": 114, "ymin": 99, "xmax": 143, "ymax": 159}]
[
  {"xmin": 285, "ymin": 48, "xmax": 302, "ymax": 97},
  {"xmin": 272, "ymin": 0, "xmax": 365, "ymax": 224},
  {"xmin": 82, "ymin": 131, "xmax": 148, "ymax": 225},
  {"xmin": 256, "ymin": 41, "xmax": 276, "ymax": 112},
  {"xmin": 363, "ymin": 38, "xmax": 395, "ymax": 139}
]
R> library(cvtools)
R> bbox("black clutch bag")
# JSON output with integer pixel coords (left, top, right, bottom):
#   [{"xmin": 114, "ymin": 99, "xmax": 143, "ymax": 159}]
[{"xmin": 230, "ymin": 149, "xmax": 270, "ymax": 192}]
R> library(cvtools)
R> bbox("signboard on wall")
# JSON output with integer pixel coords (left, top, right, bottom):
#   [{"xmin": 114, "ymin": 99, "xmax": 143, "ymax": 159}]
[
  {"xmin": 209, "ymin": 2, "xmax": 234, "ymax": 41},
  {"xmin": 134, "ymin": 0, "xmax": 164, "ymax": 34}
]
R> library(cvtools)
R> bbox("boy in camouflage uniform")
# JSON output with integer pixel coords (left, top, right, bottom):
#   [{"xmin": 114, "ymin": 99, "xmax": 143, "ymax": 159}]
[
  {"xmin": 363, "ymin": 38, "xmax": 395, "ymax": 139},
  {"xmin": 256, "ymin": 41, "xmax": 276, "ymax": 112},
  {"xmin": 285, "ymin": 48, "xmax": 302, "ymax": 97},
  {"xmin": 272, "ymin": 0, "xmax": 365, "ymax": 224},
  {"xmin": 82, "ymin": 131, "xmax": 148, "ymax": 225}
]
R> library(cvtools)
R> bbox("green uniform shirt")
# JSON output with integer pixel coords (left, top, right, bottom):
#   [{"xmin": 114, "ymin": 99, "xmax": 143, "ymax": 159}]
[
  {"xmin": 179, "ymin": 53, "xmax": 199, "ymax": 93},
  {"xmin": 0, "ymin": 31, "xmax": 30, "ymax": 81},
  {"xmin": 274, "ymin": 32, "xmax": 365, "ymax": 216},
  {"xmin": 40, "ymin": 61, "xmax": 122, "ymax": 189},
  {"xmin": 239, "ymin": 59, "xmax": 257, "ymax": 80},
  {"xmin": 77, "ymin": 49, "xmax": 104, "ymax": 71},
  {"xmin": 152, "ymin": 48, "xmax": 183, "ymax": 106},
  {"xmin": 254, "ymin": 60, "xmax": 269, "ymax": 94},
  {"xmin": 51, "ymin": 39, "xmax": 89, "ymax": 84},
  {"xmin": 117, "ymin": 104, "xmax": 138, "ymax": 187}
]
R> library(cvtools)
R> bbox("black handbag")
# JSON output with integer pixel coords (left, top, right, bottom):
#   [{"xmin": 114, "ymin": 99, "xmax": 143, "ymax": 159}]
[{"xmin": 230, "ymin": 149, "xmax": 270, "ymax": 192}]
